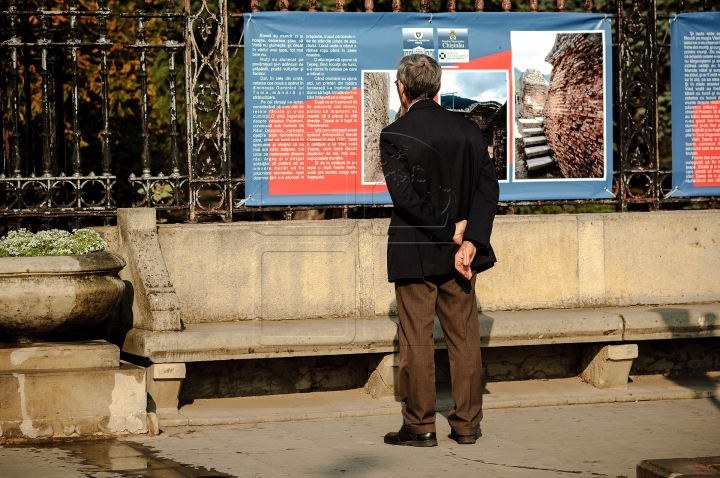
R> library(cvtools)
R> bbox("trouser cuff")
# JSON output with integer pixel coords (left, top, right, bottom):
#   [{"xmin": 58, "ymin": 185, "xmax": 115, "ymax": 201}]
[{"xmin": 452, "ymin": 426, "xmax": 478, "ymax": 436}]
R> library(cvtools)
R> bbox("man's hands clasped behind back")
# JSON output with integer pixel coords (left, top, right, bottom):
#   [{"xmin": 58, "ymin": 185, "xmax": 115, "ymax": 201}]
[
  {"xmin": 453, "ymin": 220, "xmax": 467, "ymax": 245},
  {"xmin": 453, "ymin": 220, "xmax": 476, "ymax": 280},
  {"xmin": 455, "ymin": 241, "xmax": 476, "ymax": 280}
]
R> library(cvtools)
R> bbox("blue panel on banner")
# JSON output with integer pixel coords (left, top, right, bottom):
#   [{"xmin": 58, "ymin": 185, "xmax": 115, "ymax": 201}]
[
  {"xmin": 244, "ymin": 12, "xmax": 614, "ymax": 206},
  {"xmin": 671, "ymin": 12, "xmax": 720, "ymax": 197}
]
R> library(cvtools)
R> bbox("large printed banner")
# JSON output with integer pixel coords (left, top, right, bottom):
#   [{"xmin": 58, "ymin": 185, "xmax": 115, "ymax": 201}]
[
  {"xmin": 671, "ymin": 13, "xmax": 720, "ymax": 197},
  {"xmin": 244, "ymin": 12, "xmax": 613, "ymax": 206}
]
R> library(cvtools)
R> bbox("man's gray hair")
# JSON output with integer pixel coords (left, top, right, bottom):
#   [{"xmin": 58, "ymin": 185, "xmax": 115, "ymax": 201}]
[{"xmin": 397, "ymin": 54, "xmax": 442, "ymax": 102}]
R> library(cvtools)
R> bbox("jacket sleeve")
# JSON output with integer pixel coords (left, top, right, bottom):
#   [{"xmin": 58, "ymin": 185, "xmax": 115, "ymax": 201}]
[
  {"xmin": 463, "ymin": 145, "xmax": 499, "ymax": 248},
  {"xmin": 380, "ymin": 130, "xmax": 456, "ymax": 242}
]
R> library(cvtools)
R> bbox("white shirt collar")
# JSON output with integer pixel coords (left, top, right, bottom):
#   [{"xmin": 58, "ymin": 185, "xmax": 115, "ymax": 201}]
[{"xmin": 407, "ymin": 98, "xmax": 422, "ymax": 111}]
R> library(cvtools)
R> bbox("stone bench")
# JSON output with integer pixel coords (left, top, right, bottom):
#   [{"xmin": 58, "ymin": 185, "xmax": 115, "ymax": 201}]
[
  {"xmin": 113, "ymin": 303, "xmax": 720, "ymax": 410},
  {"xmin": 96, "ymin": 208, "xmax": 720, "ymax": 414},
  {"xmin": 118, "ymin": 305, "xmax": 720, "ymax": 363}
]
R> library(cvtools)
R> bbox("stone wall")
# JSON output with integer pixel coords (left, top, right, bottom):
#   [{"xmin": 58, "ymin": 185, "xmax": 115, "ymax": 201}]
[
  {"xmin": 491, "ymin": 103, "xmax": 508, "ymax": 180},
  {"xmin": 181, "ymin": 354, "xmax": 383, "ymax": 399},
  {"xmin": 458, "ymin": 101, "xmax": 508, "ymax": 181},
  {"xmin": 98, "ymin": 209, "xmax": 720, "ymax": 326},
  {"xmin": 362, "ymin": 72, "xmax": 390, "ymax": 183},
  {"xmin": 517, "ymin": 68, "xmax": 548, "ymax": 119},
  {"xmin": 543, "ymin": 33, "xmax": 604, "ymax": 178}
]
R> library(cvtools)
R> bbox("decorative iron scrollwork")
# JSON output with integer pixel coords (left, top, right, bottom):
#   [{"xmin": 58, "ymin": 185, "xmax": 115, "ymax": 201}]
[
  {"xmin": 184, "ymin": 0, "xmax": 232, "ymax": 221},
  {"xmin": 618, "ymin": 0, "xmax": 658, "ymax": 209}
]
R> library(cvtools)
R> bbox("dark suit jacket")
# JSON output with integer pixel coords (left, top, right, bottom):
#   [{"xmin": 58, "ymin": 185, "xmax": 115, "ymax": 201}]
[{"xmin": 380, "ymin": 99, "xmax": 500, "ymax": 282}]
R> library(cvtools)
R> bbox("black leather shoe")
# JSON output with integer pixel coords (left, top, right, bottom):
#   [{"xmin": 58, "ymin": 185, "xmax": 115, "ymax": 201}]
[
  {"xmin": 449, "ymin": 429, "xmax": 478, "ymax": 444},
  {"xmin": 384, "ymin": 429, "xmax": 438, "ymax": 447}
]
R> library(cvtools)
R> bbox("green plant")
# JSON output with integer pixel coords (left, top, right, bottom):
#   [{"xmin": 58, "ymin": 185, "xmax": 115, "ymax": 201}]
[{"xmin": 0, "ymin": 229, "xmax": 107, "ymax": 257}]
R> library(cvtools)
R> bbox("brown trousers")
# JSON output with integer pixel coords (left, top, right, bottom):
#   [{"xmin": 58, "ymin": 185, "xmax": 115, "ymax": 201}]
[{"xmin": 394, "ymin": 272, "xmax": 483, "ymax": 436}]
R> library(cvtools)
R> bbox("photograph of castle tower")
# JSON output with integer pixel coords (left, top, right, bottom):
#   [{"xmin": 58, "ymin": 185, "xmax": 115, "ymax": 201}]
[
  {"xmin": 511, "ymin": 31, "xmax": 606, "ymax": 181},
  {"xmin": 439, "ymin": 70, "xmax": 510, "ymax": 182}
]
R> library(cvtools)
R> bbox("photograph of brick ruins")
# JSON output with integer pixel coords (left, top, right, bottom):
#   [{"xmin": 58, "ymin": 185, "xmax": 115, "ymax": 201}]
[
  {"xmin": 439, "ymin": 71, "xmax": 509, "ymax": 181},
  {"xmin": 512, "ymin": 31, "xmax": 605, "ymax": 180},
  {"xmin": 362, "ymin": 71, "xmax": 402, "ymax": 184}
]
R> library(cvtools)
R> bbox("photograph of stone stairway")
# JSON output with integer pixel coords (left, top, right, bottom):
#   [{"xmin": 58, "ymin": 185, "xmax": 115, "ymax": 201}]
[
  {"xmin": 514, "ymin": 117, "xmax": 564, "ymax": 179},
  {"xmin": 519, "ymin": 118, "xmax": 554, "ymax": 169}
]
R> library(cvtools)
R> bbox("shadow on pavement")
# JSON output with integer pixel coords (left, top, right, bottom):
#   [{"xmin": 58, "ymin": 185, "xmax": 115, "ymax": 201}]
[{"xmin": 651, "ymin": 307, "xmax": 720, "ymax": 411}]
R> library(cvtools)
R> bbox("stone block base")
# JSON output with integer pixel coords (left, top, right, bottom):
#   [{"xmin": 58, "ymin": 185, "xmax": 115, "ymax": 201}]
[
  {"xmin": 364, "ymin": 353, "xmax": 398, "ymax": 398},
  {"xmin": 581, "ymin": 344, "xmax": 638, "ymax": 389},
  {"xmin": 0, "ymin": 341, "xmax": 147, "ymax": 440},
  {"xmin": 147, "ymin": 363, "xmax": 186, "ymax": 412},
  {"xmin": 637, "ymin": 457, "xmax": 720, "ymax": 477}
]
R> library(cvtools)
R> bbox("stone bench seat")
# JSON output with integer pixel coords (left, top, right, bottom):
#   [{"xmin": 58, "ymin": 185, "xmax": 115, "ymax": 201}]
[{"xmin": 118, "ymin": 303, "xmax": 720, "ymax": 364}]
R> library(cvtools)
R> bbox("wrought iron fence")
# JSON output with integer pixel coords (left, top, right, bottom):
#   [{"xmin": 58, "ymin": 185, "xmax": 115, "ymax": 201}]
[{"xmin": 0, "ymin": 0, "xmax": 717, "ymax": 225}]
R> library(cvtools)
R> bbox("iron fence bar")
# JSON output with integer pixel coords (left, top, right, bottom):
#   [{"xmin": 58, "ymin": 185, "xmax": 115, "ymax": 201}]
[
  {"xmin": 136, "ymin": 0, "xmax": 151, "ymax": 178},
  {"xmin": 9, "ymin": 46, "xmax": 20, "ymax": 177},
  {"xmin": 69, "ymin": 0, "xmax": 81, "ymax": 178},
  {"xmin": 0, "ymin": 53, "xmax": 5, "ymax": 176},
  {"xmin": 98, "ymin": 0, "xmax": 112, "ymax": 177},
  {"xmin": 166, "ymin": 0, "xmax": 181, "ymax": 178},
  {"xmin": 22, "ymin": 43, "xmax": 31, "ymax": 176},
  {"xmin": 649, "ymin": 0, "xmax": 659, "ymax": 210},
  {"xmin": 39, "ymin": 0, "xmax": 52, "ymax": 178}
]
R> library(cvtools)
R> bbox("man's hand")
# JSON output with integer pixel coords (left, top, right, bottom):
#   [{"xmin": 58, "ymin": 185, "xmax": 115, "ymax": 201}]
[
  {"xmin": 455, "ymin": 240, "xmax": 476, "ymax": 280},
  {"xmin": 453, "ymin": 220, "xmax": 467, "ymax": 245}
]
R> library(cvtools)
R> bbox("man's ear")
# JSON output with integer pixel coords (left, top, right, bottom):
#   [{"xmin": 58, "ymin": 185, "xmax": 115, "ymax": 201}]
[{"xmin": 397, "ymin": 81, "xmax": 410, "ymax": 107}]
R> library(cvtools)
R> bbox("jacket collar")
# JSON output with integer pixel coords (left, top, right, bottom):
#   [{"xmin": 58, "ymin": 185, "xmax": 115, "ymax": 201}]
[{"xmin": 406, "ymin": 98, "xmax": 440, "ymax": 113}]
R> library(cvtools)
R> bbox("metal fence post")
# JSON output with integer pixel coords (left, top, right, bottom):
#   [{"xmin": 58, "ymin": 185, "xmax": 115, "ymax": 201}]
[
  {"xmin": 617, "ymin": 0, "xmax": 659, "ymax": 211},
  {"xmin": 184, "ymin": 0, "xmax": 232, "ymax": 222}
]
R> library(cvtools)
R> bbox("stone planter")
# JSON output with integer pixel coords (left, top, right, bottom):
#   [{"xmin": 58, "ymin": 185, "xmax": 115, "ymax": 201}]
[{"xmin": 0, "ymin": 252, "xmax": 125, "ymax": 342}]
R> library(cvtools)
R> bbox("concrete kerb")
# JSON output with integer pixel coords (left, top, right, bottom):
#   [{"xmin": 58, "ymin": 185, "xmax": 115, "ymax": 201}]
[{"xmin": 154, "ymin": 375, "xmax": 720, "ymax": 428}]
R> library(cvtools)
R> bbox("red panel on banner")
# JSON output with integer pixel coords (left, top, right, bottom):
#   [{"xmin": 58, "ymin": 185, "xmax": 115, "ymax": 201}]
[
  {"xmin": 693, "ymin": 99, "xmax": 720, "ymax": 187},
  {"xmin": 268, "ymin": 88, "xmax": 386, "ymax": 196}
]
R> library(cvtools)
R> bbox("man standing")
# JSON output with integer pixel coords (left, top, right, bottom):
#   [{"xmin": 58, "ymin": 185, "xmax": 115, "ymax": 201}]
[{"xmin": 380, "ymin": 54, "xmax": 499, "ymax": 447}]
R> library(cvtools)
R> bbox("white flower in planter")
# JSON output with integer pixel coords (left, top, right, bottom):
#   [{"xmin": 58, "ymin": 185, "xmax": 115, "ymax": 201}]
[{"xmin": 0, "ymin": 228, "xmax": 107, "ymax": 257}]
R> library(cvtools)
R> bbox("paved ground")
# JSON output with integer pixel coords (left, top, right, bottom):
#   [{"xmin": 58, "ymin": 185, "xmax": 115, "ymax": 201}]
[{"xmin": 1, "ymin": 398, "xmax": 719, "ymax": 478}]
